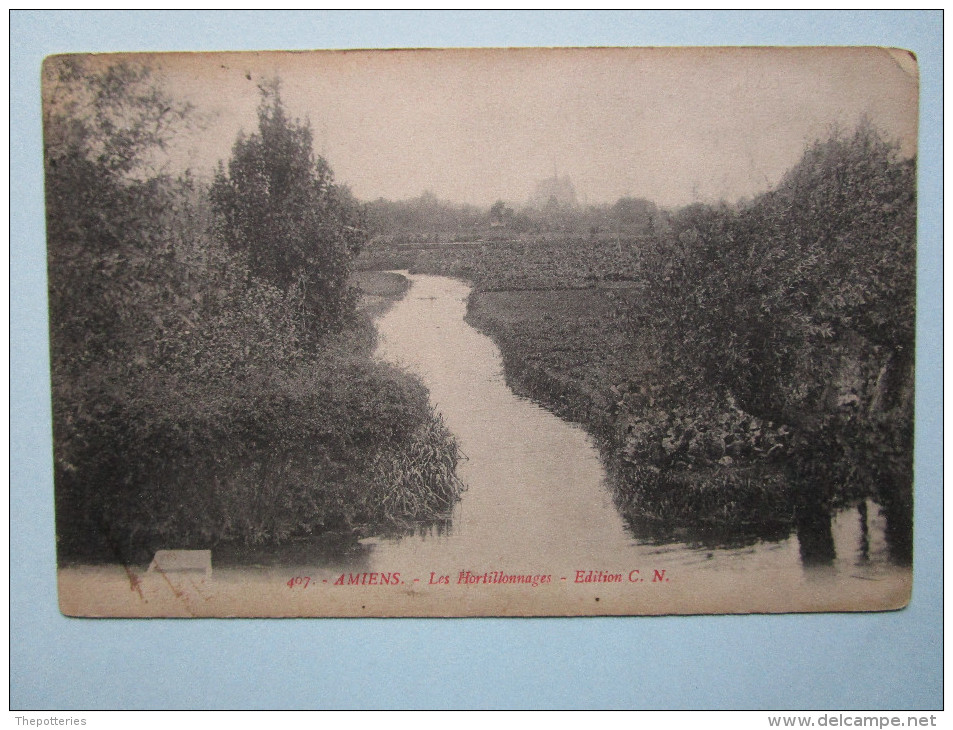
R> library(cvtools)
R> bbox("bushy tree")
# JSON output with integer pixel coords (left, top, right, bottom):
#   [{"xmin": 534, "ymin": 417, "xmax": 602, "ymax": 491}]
[
  {"xmin": 44, "ymin": 57, "xmax": 206, "ymax": 555},
  {"xmin": 765, "ymin": 122, "xmax": 916, "ymax": 406},
  {"xmin": 210, "ymin": 83, "xmax": 366, "ymax": 336},
  {"xmin": 611, "ymin": 196, "xmax": 658, "ymax": 235},
  {"xmin": 634, "ymin": 122, "xmax": 915, "ymax": 540},
  {"xmin": 640, "ymin": 122, "xmax": 914, "ymax": 421}
]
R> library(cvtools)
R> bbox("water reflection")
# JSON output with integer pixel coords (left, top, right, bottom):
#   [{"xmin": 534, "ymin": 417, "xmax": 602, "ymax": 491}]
[
  {"xmin": 795, "ymin": 502, "xmax": 837, "ymax": 566},
  {"xmin": 857, "ymin": 499, "xmax": 870, "ymax": 564},
  {"xmin": 360, "ymin": 517, "xmax": 457, "ymax": 543},
  {"xmin": 882, "ymin": 496, "xmax": 914, "ymax": 566},
  {"xmin": 619, "ymin": 514, "xmax": 793, "ymax": 551},
  {"xmin": 613, "ymin": 497, "xmax": 900, "ymax": 578},
  {"xmin": 212, "ymin": 535, "xmax": 375, "ymax": 571}
]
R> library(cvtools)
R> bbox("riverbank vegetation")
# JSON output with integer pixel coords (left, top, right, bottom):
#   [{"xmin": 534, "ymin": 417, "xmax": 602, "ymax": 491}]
[
  {"xmin": 46, "ymin": 59, "xmax": 463, "ymax": 563},
  {"xmin": 359, "ymin": 122, "xmax": 915, "ymax": 558}
]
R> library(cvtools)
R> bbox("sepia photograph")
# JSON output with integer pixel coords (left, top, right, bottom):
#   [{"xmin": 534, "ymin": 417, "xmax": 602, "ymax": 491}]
[{"xmin": 44, "ymin": 47, "xmax": 918, "ymax": 617}]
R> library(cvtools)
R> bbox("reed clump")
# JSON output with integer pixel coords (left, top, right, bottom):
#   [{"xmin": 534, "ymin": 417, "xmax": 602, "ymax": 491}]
[{"xmin": 369, "ymin": 410, "xmax": 467, "ymax": 524}]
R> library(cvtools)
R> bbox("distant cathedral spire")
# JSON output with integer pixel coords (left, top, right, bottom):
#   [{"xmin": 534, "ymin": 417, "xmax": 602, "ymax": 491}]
[{"xmin": 530, "ymin": 172, "xmax": 578, "ymax": 209}]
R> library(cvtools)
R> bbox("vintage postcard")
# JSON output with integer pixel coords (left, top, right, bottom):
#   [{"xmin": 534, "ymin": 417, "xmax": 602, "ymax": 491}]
[{"xmin": 45, "ymin": 48, "xmax": 917, "ymax": 617}]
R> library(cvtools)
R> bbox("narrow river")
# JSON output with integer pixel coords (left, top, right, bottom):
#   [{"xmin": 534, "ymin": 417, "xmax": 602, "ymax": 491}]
[
  {"xmin": 58, "ymin": 272, "xmax": 911, "ymax": 617},
  {"xmin": 354, "ymin": 272, "xmax": 910, "ymax": 613},
  {"xmin": 370, "ymin": 272, "xmax": 633, "ymax": 571}
]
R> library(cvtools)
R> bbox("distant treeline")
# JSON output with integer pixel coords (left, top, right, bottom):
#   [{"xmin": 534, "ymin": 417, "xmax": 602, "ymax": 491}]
[
  {"xmin": 45, "ymin": 59, "xmax": 463, "ymax": 562},
  {"xmin": 363, "ymin": 190, "xmax": 666, "ymax": 243}
]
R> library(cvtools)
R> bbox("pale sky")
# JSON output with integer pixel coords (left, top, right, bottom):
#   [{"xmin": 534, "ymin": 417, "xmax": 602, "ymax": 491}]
[{"xmin": 101, "ymin": 47, "xmax": 918, "ymax": 209}]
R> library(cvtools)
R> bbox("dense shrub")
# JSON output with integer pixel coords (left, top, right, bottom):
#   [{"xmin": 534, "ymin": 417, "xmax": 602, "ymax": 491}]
[
  {"xmin": 637, "ymin": 123, "xmax": 915, "ymax": 424},
  {"xmin": 627, "ymin": 122, "xmax": 915, "ymax": 540},
  {"xmin": 56, "ymin": 352, "xmax": 463, "ymax": 559}
]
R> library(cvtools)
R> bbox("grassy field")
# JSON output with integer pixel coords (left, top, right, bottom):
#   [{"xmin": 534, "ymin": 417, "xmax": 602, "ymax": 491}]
[{"xmin": 466, "ymin": 288, "xmax": 635, "ymax": 432}]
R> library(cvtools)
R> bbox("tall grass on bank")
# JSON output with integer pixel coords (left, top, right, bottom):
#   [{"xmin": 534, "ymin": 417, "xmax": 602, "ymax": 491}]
[
  {"xmin": 370, "ymin": 410, "xmax": 466, "ymax": 524},
  {"xmin": 56, "ymin": 352, "xmax": 466, "ymax": 562},
  {"xmin": 610, "ymin": 462, "xmax": 794, "ymax": 531}
]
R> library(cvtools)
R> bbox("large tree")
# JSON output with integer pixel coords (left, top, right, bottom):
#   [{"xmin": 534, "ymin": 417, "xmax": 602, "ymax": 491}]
[
  {"xmin": 634, "ymin": 122, "xmax": 915, "ymax": 554},
  {"xmin": 44, "ymin": 58, "xmax": 192, "ymax": 384},
  {"xmin": 210, "ymin": 83, "xmax": 366, "ymax": 336}
]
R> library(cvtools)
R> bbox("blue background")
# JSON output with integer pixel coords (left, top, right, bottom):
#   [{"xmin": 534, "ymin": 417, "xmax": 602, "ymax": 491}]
[{"xmin": 10, "ymin": 10, "xmax": 943, "ymax": 710}]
